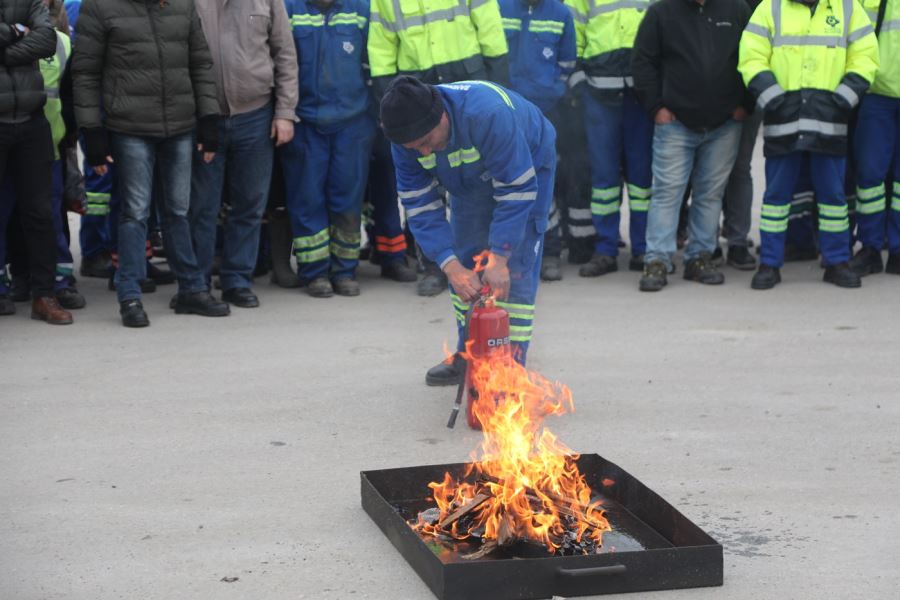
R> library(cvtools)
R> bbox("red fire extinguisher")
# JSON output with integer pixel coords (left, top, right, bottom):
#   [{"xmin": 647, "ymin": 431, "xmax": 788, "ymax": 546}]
[{"xmin": 446, "ymin": 288, "xmax": 511, "ymax": 430}]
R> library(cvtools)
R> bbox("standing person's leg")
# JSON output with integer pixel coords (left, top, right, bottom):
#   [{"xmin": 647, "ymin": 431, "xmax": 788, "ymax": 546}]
[
  {"xmin": 557, "ymin": 96, "xmax": 595, "ymax": 263},
  {"xmin": 283, "ymin": 121, "xmax": 332, "ymax": 295},
  {"xmin": 752, "ymin": 152, "xmax": 803, "ymax": 289},
  {"xmin": 581, "ymin": 93, "xmax": 623, "ymax": 276},
  {"xmin": 722, "ymin": 110, "xmax": 762, "ymax": 269},
  {"xmin": 641, "ymin": 120, "xmax": 697, "ymax": 291},
  {"xmin": 622, "ymin": 88, "xmax": 653, "ymax": 268},
  {"xmin": 888, "ymin": 103, "xmax": 900, "ymax": 271},
  {"xmin": 79, "ymin": 153, "xmax": 113, "ymax": 277},
  {"xmin": 189, "ymin": 118, "xmax": 229, "ymax": 287},
  {"xmin": 49, "ymin": 159, "xmax": 85, "ymax": 309},
  {"xmin": 683, "ymin": 119, "xmax": 742, "ymax": 284},
  {"xmin": 327, "ymin": 114, "xmax": 377, "ymax": 296},
  {"xmin": 810, "ymin": 153, "xmax": 859, "ymax": 287},
  {"xmin": 267, "ymin": 155, "xmax": 300, "ymax": 287},
  {"xmin": 0, "ymin": 173, "xmax": 15, "ymax": 314},
  {"xmin": 159, "ymin": 133, "xmax": 229, "ymax": 315},
  {"xmin": 851, "ymin": 93, "xmax": 894, "ymax": 274},
  {"xmin": 219, "ymin": 104, "xmax": 274, "ymax": 304}
]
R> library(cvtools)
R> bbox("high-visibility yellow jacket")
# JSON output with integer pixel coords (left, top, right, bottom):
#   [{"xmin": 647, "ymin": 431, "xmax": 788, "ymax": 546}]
[
  {"xmin": 739, "ymin": 0, "xmax": 879, "ymax": 156},
  {"xmin": 368, "ymin": 0, "xmax": 509, "ymax": 97},
  {"xmin": 565, "ymin": 0, "xmax": 652, "ymax": 94},
  {"xmin": 39, "ymin": 30, "xmax": 71, "ymax": 161},
  {"xmin": 862, "ymin": 0, "xmax": 900, "ymax": 97}
]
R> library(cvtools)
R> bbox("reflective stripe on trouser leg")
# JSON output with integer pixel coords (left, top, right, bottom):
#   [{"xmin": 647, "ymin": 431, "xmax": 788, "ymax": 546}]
[
  {"xmin": 543, "ymin": 198, "xmax": 562, "ymax": 257},
  {"xmin": 890, "ymin": 183, "xmax": 900, "ymax": 253},
  {"xmin": 809, "ymin": 154, "xmax": 850, "ymax": 266},
  {"xmin": 785, "ymin": 190, "xmax": 817, "ymax": 251},
  {"xmin": 627, "ymin": 182, "xmax": 651, "ymax": 256},
  {"xmin": 855, "ymin": 183, "xmax": 886, "ymax": 249}
]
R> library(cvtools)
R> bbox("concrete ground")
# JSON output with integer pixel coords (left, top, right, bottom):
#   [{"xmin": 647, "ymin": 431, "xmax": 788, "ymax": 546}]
[{"xmin": 2, "ymin": 168, "xmax": 900, "ymax": 598}]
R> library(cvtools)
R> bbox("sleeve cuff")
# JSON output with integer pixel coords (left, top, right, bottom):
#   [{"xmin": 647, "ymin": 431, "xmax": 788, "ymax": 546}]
[
  {"xmin": 489, "ymin": 245, "xmax": 513, "ymax": 258},
  {"xmin": 437, "ymin": 252, "xmax": 459, "ymax": 270},
  {"xmin": 275, "ymin": 108, "xmax": 299, "ymax": 122}
]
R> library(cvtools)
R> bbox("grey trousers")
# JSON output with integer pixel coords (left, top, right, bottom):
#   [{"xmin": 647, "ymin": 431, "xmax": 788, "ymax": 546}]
[{"xmin": 722, "ymin": 110, "xmax": 763, "ymax": 247}]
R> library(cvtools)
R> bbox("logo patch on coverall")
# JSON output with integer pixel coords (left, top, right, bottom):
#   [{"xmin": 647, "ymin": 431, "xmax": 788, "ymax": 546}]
[
  {"xmin": 343, "ymin": 41, "xmax": 354, "ymax": 54},
  {"xmin": 542, "ymin": 47, "xmax": 554, "ymax": 60}
]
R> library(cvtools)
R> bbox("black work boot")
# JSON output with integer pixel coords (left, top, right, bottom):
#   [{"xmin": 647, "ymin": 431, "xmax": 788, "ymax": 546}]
[
  {"xmin": 381, "ymin": 258, "xmax": 418, "ymax": 282},
  {"xmin": 173, "ymin": 291, "xmax": 231, "ymax": 316},
  {"xmin": 727, "ymin": 245, "xmax": 757, "ymax": 271},
  {"xmin": 306, "ymin": 277, "xmax": 334, "ymax": 298},
  {"xmin": 426, "ymin": 353, "xmax": 467, "ymax": 386},
  {"xmin": 55, "ymin": 287, "xmax": 87, "ymax": 309},
  {"xmin": 823, "ymin": 262, "xmax": 862, "ymax": 288},
  {"xmin": 684, "ymin": 252, "xmax": 725, "ymax": 285},
  {"xmin": 120, "ymin": 299, "xmax": 150, "ymax": 328},
  {"xmin": 639, "ymin": 260, "xmax": 667, "ymax": 292},
  {"xmin": 332, "ymin": 277, "xmax": 360, "ymax": 297},
  {"xmin": 886, "ymin": 253, "xmax": 900, "ymax": 274},
  {"xmin": 222, "ymin": 287, "xmax": 260, "ymax": 308},
  {"xmin": 751, "ymin": 264, "xmax": 781, "ymax": 290},
  {"xmin": 418, "ymin": 264, "xmax": 448, "ymax": 297},
  {"xmin": 578, "ymin": 253, "xmax": 617, "ymax": 277},
  {"xmin": 0, "ymin": 294, "xmax": 15, "ymax": 316},
  {"xmin": 80, "ymin": 252, "xmax": 113, "ymax": 278},
  {"xmin": 540, "ymin": 255, "xmax": 563, "ymax": 281},
  {"xmin": 628, "ymin": 254, "xmax": 644, "ymax": 272},
  {"xmin": 848, "ymin": 246, "xmax": 884, "ymax": 276}
]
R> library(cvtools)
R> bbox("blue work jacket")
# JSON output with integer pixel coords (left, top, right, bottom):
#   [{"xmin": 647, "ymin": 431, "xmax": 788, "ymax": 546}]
[
  {"xmin": 499, "ymin": 0, "xmax": 576, "ymax": 113},
  {"xmin": 392, "ymin": 81, "xmax": 556, "ymax": 268},
  {"xmin": 285, "ymin": 0, "xmax": 371, "ymax": 128}
]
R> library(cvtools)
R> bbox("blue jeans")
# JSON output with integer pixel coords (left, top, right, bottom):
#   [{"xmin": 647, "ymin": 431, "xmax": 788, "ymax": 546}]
[
  {"xmin": 190, "ymin": 103, "xmax": 275, "ymax": 290},
  {"xmin": 111, "ymin": 132, "xmax": 202, "ymax": 302},
  {"xmin": 646, "ymin": 119, "xmax": 742, "ymax": 269}
]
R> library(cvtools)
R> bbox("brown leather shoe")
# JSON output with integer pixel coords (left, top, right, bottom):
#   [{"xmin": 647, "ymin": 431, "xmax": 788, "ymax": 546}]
[{"xmin": 31, "ymin": 296, "xmax": 74, "ymax": 325}]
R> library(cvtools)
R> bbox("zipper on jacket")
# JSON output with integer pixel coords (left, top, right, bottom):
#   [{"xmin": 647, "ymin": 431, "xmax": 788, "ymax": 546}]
[{"xmin": 146, "ymin": 3, "xmax": 170, "ymax": 137}]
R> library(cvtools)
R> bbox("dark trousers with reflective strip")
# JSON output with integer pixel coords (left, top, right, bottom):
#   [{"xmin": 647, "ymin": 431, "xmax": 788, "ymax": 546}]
[
  {"xmin": 366, "ymin": 130, "xmax": 408, "ymax": 264},
  {"xmin": 447, "ymin": 163, "xmax": 555, "ymax": 365},
  {"xmin": 583, "ymin": 89, "xmax": 652, "ymax": 257},
  {"xmin": 79, "ymin": 138, "xmax": 114, "ymax": 259},
  {"xmin": 853, "ymin": 93, "xmax": 900, "ymax": 255},
  {"xmin": 761, "ymin": 152, "xmax": 850, "ymax": 268},
  {"xmin": 281, "ymin": 113, "xmax": 376, "ymax": 282}
]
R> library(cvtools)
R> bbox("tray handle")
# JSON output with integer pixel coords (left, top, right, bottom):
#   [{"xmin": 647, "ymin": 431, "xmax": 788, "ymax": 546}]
[{"xmin": 556, "ymin": 564, "xmax": 627, "ymax": 579}]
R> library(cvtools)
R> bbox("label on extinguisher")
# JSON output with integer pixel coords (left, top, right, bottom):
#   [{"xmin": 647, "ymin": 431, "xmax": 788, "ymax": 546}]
[{"xmin": 487, "ymin": 336, "xmax": 510, "ymax": 348}]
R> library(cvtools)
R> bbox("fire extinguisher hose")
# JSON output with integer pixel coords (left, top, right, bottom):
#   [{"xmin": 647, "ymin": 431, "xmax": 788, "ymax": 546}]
[{"xmin": 446, "ymin": 303, "xmax": 476, "ymax": 429}]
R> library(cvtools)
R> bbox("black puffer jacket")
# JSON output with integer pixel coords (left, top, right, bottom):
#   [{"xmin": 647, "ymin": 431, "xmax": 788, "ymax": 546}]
[
  {"xmin": 0, "ymin": 0, "xmax": 58, "ymax": 124},
  {"xmin": 72, "ymin": 0, "xmax": 218, "ymax": 138}
]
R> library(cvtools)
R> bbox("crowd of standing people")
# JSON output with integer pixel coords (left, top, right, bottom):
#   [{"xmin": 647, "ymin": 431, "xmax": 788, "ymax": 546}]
[{"xmin": 1, "ymin": 0, "xmax": 897, "ymax": 330}]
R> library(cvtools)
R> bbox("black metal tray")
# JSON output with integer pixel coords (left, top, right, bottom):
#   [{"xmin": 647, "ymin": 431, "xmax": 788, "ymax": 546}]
[{"xmin": 361, "ymin": 454, "xmax": 722, "ymax": 599}]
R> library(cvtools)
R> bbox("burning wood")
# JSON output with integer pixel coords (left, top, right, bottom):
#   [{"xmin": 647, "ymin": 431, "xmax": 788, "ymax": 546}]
[{"xmin": 411, "ymin": 341, "xmax": 611, "ymax": 558}]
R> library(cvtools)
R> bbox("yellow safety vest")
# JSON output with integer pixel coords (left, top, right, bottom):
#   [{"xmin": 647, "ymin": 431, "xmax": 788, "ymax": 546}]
[
  {"xmin": 862, "ymin": 0, "xmax": 900, "ymax": 97},
  {"xmin": 39, "ymin": 31, "xmax": 71, "ymax": 161},
  {"xmin": 368, "ymin": 0, "xmax": 508, "ymax": 79},
  {"xmin": 566, "ymin": 0, "xmax": 651, "ymax": 90},
  {"xmin": 739, "ymin": 0, "xmax": 879, "ymax": 155}
]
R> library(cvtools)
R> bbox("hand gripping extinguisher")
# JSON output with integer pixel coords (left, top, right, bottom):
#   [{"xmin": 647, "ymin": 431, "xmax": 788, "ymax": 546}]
[{"xmin": 446, "ymin": 287, "xmax": 511, "ymax": 430}]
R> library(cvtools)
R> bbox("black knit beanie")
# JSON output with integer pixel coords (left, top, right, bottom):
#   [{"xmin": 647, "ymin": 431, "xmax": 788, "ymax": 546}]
[{"xmin": 380, "ymin": 76, "xmax": 444, "ymax": 145}]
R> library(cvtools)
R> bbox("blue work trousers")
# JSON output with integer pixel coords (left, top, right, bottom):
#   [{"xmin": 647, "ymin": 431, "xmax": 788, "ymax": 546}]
[
  {"xmin": 367, "ymin": 130, "xmax": 408, "ymax": 264},
  {"xmin": 448, "ymin": 163, "xmax": 556, "ymax": 365},
  {"xmin": 110, "ymin": 132, "xmax": 202, "ymax": 301},
  {"xmin": 79, "ymin": 140, "xmax": 113, "ymax": 259},
  {"xmin": 583, "ymin": 89, "xmax": 653, "ymax": 257},
  {"xmin": 190, "ymin": 103, "xmax": 275, "ymax": 291},
  {"xmin": 761, "ymin": 153, "xmax": 850, "ymax": 268},
  {"xmin": 853, "ymin": 93, "xmax": 900, "ymax": 254},
  {"xmin": 280, "ymin": 113, "xmax": 376, "ymax": 282}
]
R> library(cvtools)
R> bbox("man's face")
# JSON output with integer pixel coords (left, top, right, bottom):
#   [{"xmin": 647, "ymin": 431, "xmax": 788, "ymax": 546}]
[{"xmin": 403, "ymin": 113, "xmax": 450, "ymax": 156}]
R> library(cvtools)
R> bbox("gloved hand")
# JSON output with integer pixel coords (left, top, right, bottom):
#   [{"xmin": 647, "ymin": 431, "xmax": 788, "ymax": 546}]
[
  {"xmin": 82, "ymin": 127, "xmax": 110, "ymax": 167},
  {"xmin": 196, "ymin": 115, "xmax": 219, "ymax": 153}
]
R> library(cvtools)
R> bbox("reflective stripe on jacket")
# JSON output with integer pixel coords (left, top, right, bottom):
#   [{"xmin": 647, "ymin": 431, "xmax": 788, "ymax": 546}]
[
  {"xmin": 565, "ymin": 0, "xmax": 653, "ymax": 91},
  {"xmin": 391, "ymin": 82, "xmax": 556, "ymax": 266},
  {"xmin": 500, "ymin": 0, "xmax": 576, "ymax": 112},
  {"xmin": 40, "ymin": 31, "xmax": 71, "ymax": 159},
  {"xmin": 368, "ymin": 0, "xmax": 508, "ymax": 79},
  {"xmin": 739, "ymin": 0, "xmax": 879, "ymax": 156},
  {"xmin": 285, "ymin": 0, "xmax": 371, "ymax": 127}
]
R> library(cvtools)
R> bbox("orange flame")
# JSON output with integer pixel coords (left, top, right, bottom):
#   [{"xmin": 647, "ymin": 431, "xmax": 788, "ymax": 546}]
[{"xmin": 416, "ymin": 344, "xmax": 610, "ymax": 553}]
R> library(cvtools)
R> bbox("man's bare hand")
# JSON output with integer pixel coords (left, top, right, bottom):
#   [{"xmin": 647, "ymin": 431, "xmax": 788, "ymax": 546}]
[
  {"xmin": 271, "ymin": 118, "xmax": 294, "ymax": 146},
  {"xmin": 443, "ymin": 260, "xmax": 482, "ymax": 303},
  {"xmin": 732, "ymin": 106, "xmax": 748, "ymax": 122},
  {"xmin": 92, "ymin": 155, "xmax": 114, "ymax": 176},
  {"xmin": 655, "ymin": 107, "xmax": 676, "ymax": 125},
  {"xmin": 481, "ymin": 253, "xmax": 510, "ymax": 300}
]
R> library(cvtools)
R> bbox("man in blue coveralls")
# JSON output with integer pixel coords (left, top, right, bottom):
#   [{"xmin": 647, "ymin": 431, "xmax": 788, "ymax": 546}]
[{"xmin": 380, "ymin": 76, "xmax": 556, "ymax": 386}]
